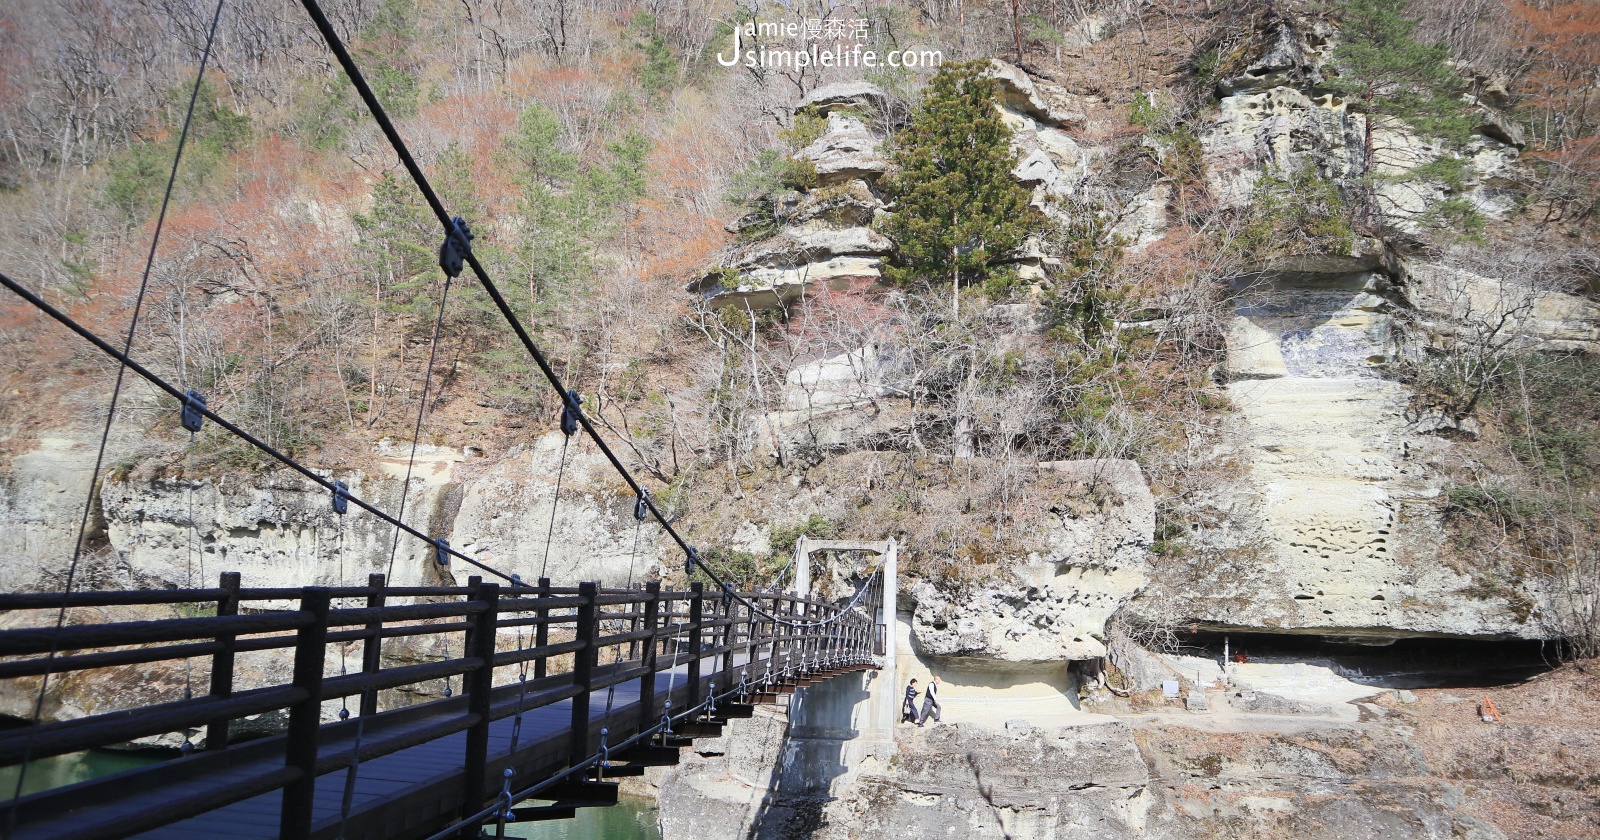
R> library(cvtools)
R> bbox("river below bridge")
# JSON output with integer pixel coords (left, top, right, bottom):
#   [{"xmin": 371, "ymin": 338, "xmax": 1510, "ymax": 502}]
[
  {"xmin": 0, "ymin": 746, "xmax": 166, "ymax": 799},
  {"xmin": 499, "ymin": 795, "xmax": 661, "ymax": 839}
]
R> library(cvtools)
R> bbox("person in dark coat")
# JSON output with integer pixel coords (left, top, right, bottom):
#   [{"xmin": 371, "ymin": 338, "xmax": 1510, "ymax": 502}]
[
  {"xmin": 901, "ymin": 679, "xmax": 920, "ymax": 723},
  {"xmin": 917, "ymin": 675, "xmax": 942, "ymax": 726}
]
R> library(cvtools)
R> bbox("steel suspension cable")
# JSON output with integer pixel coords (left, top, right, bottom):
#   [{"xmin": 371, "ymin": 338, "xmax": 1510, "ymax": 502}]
[
  {"xmin": 602, "ymin": 504, "xmax": 646, "ymax": 717},
  {"xmin": 1, "ymin": 2, "xmax": 228, "ymax": 830},
  {"xmin": 536, "ymin": 435, "xmax": 570, "ymax": 580},
  {"xmin": 0, "ymin": 269, "xmax": 527, "ymax": 588},
  {"xmin": 292, "ymin": 0, "xmax": 878, "ymax": 629},
  {"xmin": 385, "ymin": 276, "xmax": 455, "ymax": 583}
]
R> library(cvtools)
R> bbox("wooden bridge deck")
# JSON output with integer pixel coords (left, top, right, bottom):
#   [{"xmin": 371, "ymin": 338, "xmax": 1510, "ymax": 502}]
[{"xmin": 129, "ymin": 671, "xmax": 681, "ymax": 840}]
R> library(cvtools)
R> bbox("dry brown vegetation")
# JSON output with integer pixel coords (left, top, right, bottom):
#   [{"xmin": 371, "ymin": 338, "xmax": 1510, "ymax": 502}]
[{"xmin": 0, "ymin": 0, "xmax": 1596, "ymax": 596}]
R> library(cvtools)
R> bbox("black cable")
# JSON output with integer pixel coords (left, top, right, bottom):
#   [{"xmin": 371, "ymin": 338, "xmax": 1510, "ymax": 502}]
[
  {"xmin": 3, "ymin": 260, "xmax": 876, "ymax": 631},
  {"xmin": 536, "ymin": 435, "xmax": 569, "ymax": 580},
  {"xmin": 2, "ymin": 2, "xmax": 227, "ymax": 830},
  {"xmin": 385, "ymin": 276, "xmax": 454, "ymax": 583},
  {"xmin": 0, "ymin": 270, "xmax": 529, "ymax": 589},
  {"xmin": 292, "ymin": 0, "xmax": 871, "ymax": 628}
]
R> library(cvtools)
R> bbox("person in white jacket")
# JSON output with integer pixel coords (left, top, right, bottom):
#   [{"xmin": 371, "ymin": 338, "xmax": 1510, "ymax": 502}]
[{"xmin": 916, "ymin": 675, "xmax": 942, "ymax": 726}]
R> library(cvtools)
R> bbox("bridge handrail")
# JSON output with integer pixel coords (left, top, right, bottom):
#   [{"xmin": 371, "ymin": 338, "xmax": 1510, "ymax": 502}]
[
  {"xmin": 0, "ymin": 573, "xmax": 882, "ymax": 840},
  {"xmin": 0, "ymin": 611, "xmax": 313, "ymax": 656}
]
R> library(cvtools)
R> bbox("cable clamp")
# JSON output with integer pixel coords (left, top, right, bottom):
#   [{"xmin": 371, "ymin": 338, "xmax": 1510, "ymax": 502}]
[
  {"xmin": 438, "ymin": 216, "xmax": 474, "ymax": 278},
  {"xmin": 685, "ymin": 546, "xmax": 700, "ymax": 580},
  {"xmin": 332, "ymin": 480, "xmax": 350, "ymax": 515},
  {"xmin": 560, "ymin": 389, "xmax": 582, "ymax": 436},
  {"xmin": 181, "ymin": 389, "xmax": 207, "ymax": 433},
  {"xmin": 634, "ymin": 488, "xmax": 651, "ymax": 522},
  {"xmin": 498, "ymin": 768, "xmax": 516, "ymax": 821},
  {"xmin": 434, "ymin": 537, "xmax": 451, "ymax": 567}
]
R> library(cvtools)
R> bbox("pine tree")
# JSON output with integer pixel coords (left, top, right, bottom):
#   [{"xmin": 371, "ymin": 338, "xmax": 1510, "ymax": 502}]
[
  {"xmin": 879, "ymin": 60, "xmax": 1037, "ymax": 315},
  {"xmin": 1325, "ymin": 0, "xmax": 1476, "ymax": 225}
]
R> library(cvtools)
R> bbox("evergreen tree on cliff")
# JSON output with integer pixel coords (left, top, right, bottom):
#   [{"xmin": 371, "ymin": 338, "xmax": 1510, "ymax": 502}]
[
  {"xmin": 1325, "ymin": 0, "xmax": 1474, "ymax": 226},
  {"xmin": 879, "ymin": 60, "xmax": 1037, "ymax": 315}
]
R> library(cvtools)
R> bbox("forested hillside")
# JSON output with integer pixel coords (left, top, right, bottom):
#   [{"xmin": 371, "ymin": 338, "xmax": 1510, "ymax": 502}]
[{"xmin": 5, "ymin": 0, "xmax": 1595, "ymax": 602}]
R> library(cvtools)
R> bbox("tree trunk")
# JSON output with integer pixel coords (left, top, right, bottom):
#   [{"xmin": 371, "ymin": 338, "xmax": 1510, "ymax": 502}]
[
  {"xmin": 953, "ymin": 350, "xmax": 977, "ymax": 459},
  {"xmin": 951, "ymin": 246, "xmax": 960, "ymax": 318},
  {"xmin": 1011, "ymin": 0, "xmax": 1023, "ymax": 64}
]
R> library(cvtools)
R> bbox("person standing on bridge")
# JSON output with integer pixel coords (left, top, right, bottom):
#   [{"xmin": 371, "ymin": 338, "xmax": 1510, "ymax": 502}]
[
  {"xmin": 917, "ymin": 675, "xmax": 941, "ymax": 726},
  {"xmin": 902, "ymin": 678, "xmax": 920, "ymax": 723}
]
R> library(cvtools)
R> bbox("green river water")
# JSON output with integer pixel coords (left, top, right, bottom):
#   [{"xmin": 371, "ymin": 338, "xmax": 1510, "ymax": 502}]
[
  {"xmin": 0, "ymin": 747, "xmax": 166, "ymax": 798},
  {"xmin": 0, "ymin": 749, "xmax": 661, "ymax": 840},
  {"xmin": 497, "ymin": 796, "xmax": 662, "ymax": 839}
]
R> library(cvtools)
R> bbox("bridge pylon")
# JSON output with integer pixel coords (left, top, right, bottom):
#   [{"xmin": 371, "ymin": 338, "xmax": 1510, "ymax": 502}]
[{"xmin": 789, "ymin": 535, "xmax": 898, "ymax": 761}]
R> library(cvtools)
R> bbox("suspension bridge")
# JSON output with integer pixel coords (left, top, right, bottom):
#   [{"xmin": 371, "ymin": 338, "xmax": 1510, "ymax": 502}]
[
  {"xmin": 0, "ymin": 571, "xmax": 886, "ymax": 839},
  {"xmin": 0, "ymin": 0, "xmax": 902, "ymax": 837}
]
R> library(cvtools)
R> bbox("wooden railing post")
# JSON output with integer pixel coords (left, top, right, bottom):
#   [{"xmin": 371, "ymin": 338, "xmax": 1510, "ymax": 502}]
[
  {"xmin": 687, "ymin": 582, "xmax": 703, "ymax": 712},
  {"xmin": 717, "ymin": 588, "xmax": 736, "ymax": 700},
  {"xmin": 627, "ymin": 582, "xmax": 641, "ymax": 662},
  {"xmin": 781, "ymin": 597, "xmax": 795, "ymax": 680},
  {"xmin": 359, "ymin": 573, "xmax": 385, "ymax": 717},
  {"xmin": 461, "ymin": 576, "xmax": 482, "ymax": 692},
  {"xmin": 462, "ymin": 582, "xmax": 499, "ymax": 821},
  {"xmin": 280, "ymin": 587, "xmax": 331, "ymax": 840},
  {"xmin": 802, "ymin": 599, "xmax": 811, "ymax": 668},
  {"xmin": 534, "ymin": 577, "xmax": 551, "ymax": 680},
  {"xmin": 747, "ymin": 596, "xmax": 761, "ymax": 685},
  {"xmin": 782, "ymin": 597, "xmax": 793, "ymax": 677},
  {"xmin": 205, "ymin": 570, "xmax": 241, "ymax": 751},
  {"xmin": 637, "ymin": 581, "xmax": 661, "ymax": 731},
  {"xmin": 809, "ymin": 602, "xmax": 818, "ymax": 668},
  {"xmin": 568, "ymin": 581, "xmax": 598, "ymax": 763}
]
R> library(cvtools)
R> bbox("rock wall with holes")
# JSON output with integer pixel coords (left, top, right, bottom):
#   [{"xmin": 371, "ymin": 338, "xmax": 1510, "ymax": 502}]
[
  {"xmin": 1124, "ymin": 255, "xmax": 1512, "ymax": 639},
  {"xmin": 1113, "ymin": 11, "xmax": 1599, "ymax": 643}
]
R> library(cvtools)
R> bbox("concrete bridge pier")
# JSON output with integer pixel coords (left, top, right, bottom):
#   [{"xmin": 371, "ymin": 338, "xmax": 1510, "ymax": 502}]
[{"xmin": 789, "ymin": 535, "xmax": 898, "ymax": 764}]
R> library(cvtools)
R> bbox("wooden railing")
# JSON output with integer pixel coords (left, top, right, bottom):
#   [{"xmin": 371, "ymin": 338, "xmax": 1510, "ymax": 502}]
[{"xmin": 0, "ymin": 573, "xmax": 880, "ymax": 840}]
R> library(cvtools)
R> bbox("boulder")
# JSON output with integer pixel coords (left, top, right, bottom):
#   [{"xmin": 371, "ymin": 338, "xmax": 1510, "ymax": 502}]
[
  {"xmin": 1476, "ymin": 105, "xmax": 1527, "ymax": 148},
  {"xmin": 1201, "ymin": 86, "xmax": 1359, "ymax": 210},
  {"xmin": 1215, "ymin": 20, "xmax": 1322, "ymax": 96},
  {"xmin": 821, "ymin": 721, "xmax": 1151, "ymax": 839},
  {"xmin": 1231, "ymin": 690, "xmax": 1333, "ymax": 716},
  {"xmin": 787, "ymin": 179, "xmax": 882, "ymax": 229},
  {"xmin": 1035, "ymin": 128, "xmax": 1088, "ymax": 191},
  {"xmin": 797, "ymin": 80, "xmax": 887, "ymax": 115},
  {"xmin": 796, "ymin": 114, "xmax": 886, "ymax": 184},
  {"xmin": 782, "ymin": 346, "xmax": 893, "ymax": 411},
  {"xmin": 693, "ymin": 256, "xmax": 884, "ymax": 311},
  {"xmin": 1406, "ymin": 262, "xmax": 1600, "ymax": 353},
  {"xmin": 732, "ymin": 225, "xmax": 893, "ymax": 268},
  {"xmin": 762, "ymin": 399, "xmax": 915, "ymax": 459},
  {"xmin": 987, "ymin": 60, "xmax": 1086, "ymax": 127},
  {"xmin": 1013, "ymin": 149, "xmax": 1066, "ymax": 193},
  {"xmin": 1110, "ymin": 182, "xmax": 1170, "ymax": 250}
]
